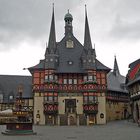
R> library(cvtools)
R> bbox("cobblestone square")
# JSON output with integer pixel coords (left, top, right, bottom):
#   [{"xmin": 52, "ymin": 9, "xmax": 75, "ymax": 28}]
[{"xmin": 0, "ymin": 120, "xmax": 140, "ymax": 140}]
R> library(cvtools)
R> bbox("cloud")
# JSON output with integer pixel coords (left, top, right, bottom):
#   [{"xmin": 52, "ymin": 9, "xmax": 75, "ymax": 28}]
[
  {"xmin": 0, "ymin": 0, "xmax": 84, "ymax": 50},
  {"xmin": 109, "ymin": 15, "xmax": 140, "ymax": 40}
]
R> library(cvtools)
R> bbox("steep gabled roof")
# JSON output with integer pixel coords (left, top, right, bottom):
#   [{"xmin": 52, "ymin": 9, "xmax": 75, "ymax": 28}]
[
  {"xmin": 56, "ymin": 34, "xmax": 86, "ymax": 73},
  {"xmin": 107, "ymin": 72, "xmax": 128, "ymax": 93}
]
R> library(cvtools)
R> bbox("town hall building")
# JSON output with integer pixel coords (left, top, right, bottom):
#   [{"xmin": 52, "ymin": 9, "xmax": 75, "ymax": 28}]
[
  {"xmin": 0, "ymin": 6, "xmax": 130, "ymax": 126},
  {"xmin": 28, "ymin": 6, "xmax": 112, "ymax": 125}
]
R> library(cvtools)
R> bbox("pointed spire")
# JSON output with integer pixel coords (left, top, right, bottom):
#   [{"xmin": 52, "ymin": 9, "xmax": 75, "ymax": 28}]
[
  {"xmin": 84, "ymin": 5, "xmax": 92, "ymax": 49},
  {"xmin": 113, "ymin": 55, "xmax": 120, "ymax": 76},
  {"xmin": 47, "ymin": 3, "xmax": 56, "ymax": 54}
]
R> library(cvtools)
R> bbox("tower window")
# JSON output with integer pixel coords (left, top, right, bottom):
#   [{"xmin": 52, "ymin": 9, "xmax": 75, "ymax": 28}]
[
  {"xmin": 88, "ymin": 59, "xmax": 91, "ymax": 62},
  {"xmin": 50, "ymin": 58, "xmax": 53, "ymax": 61},
  {"xmin": 84, "ymin": 76, "xmax": 87, "ymax": 81},
  {"xmin": 83, "ymin": 60, "xmax": 86, "ymax": 63},
  {"xmin": 49, "ymin": 75, "xmax": 53, "ymax": 80},
  {"xmin": 9, "ymin": 95, "xmax": 14, "ymax": 100},
  {"xmin": 74, "ymin": 79, "xmax": 77, "ymax": 84},
  {"xmin": 69, "ymin": 79, "xmax": 72, "ymax": 84},
  {"xmin": 55, "ymin": 75, "xmax": 58, "ymax": 80},
  {"xmin": 45, "ymin": 75, "xmax": 49, "ymax": 80},
  {"xmin": 68, "ymin": 61, "xmax": 73, "ymax": 65},
  {"xmin": 64, "ymin": 79, "xmax": 67, "ymax": 84},
  {"xmin": 88, "ymin": 75, "xmax": 93, "ymax": 81}
]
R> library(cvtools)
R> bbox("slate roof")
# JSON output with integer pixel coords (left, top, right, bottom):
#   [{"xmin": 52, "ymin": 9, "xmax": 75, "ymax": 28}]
[
  {"xmin": 0, "ymin": 75, "xmax": 32, "ymax": 103},
  {"xmin": 56, "ymin": 34, "xmax": 86, "ymax": 73},
  {"xmin": 107, "ymin": 57, "xmax": 128, "ymax": 93},
  {"xmin": 28, "ymin": 60, "xmax": 45, "ymax": 72},
  {"xmin": 28, "ymin": 9, "xmax": 111, "ymax": 74},
  {"xmin": 96, "ymin": 59, "xmax": 111, "ymax": 71},
  {"xmin": 107, "ymin": 72, "xmax": 128, "ymax": 93}
]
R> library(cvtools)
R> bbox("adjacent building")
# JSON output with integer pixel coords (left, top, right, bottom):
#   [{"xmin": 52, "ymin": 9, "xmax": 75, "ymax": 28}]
[
  {"xmin": 126, "ymin": 58, "xmax": 140, "ymax": 123},
  {"xmin": 0, "ymin": 75, "xmax": 33, "ymax": 123},
  {"xmin": 106, "ymin": 57, "xmax": 130, "ymax": 121}
]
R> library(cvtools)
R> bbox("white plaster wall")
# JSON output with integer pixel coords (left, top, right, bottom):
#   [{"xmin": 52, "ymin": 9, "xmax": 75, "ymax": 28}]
[
  {"xmin": 58, "ymin": 96, "xmax": 83, "ymax": 115},
  {"xmin": 34, "ymin": 93, "xmax": 45, "ymax": 125},
  {"xmin": 96, "ymin": 93, "xmax": 106, "ymax": 124}
]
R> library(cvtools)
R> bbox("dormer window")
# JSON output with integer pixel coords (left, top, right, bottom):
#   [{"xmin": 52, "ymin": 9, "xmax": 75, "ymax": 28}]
[
  {"xmin": 68, "ymin": 61, "xmax": 73, "ymax": 65},
  {"xmin": 9, "ymin": 95, "xmax": 14, "ymax": 100},
  {"xmin": 83, "ymin": 60, "xmax": 86, "ymax": 63},
  {"xmin": 88, "ymin": 59, "xmax": 91, "ymax": 62},
  {"xmin": 66, "ymin": 40, "xmax": 74, "ymax": 48}
]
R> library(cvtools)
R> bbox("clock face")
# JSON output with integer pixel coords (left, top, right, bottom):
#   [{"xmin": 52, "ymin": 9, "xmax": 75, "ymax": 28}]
[{"xmin": 66, "ymin": 40, "xmax": 74, "ymax": 48}]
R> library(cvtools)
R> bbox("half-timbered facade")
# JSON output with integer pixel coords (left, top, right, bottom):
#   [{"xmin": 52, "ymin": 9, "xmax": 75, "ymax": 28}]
[
  {"xmin": 126, "ymin": 58, "xmax": 140, "ymax": 123},
  {"xmin": 0, "ymin": 75, "xmax": 33, "ymax": 124},
  {"xmin": 28, "ymin": 7, "xmax": 110, "ymax": 125}
]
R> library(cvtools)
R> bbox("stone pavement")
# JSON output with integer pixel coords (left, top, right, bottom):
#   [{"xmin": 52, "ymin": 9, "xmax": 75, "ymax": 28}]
[{"xmin": 0, "ymin": 120, "xmax": 140, "ymax": 140}]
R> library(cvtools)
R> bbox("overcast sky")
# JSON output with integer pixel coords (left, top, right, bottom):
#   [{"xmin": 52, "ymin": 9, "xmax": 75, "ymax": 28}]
[{"xmin": 0, "ymin": 0, "xmax": 139, "ymax": 76}]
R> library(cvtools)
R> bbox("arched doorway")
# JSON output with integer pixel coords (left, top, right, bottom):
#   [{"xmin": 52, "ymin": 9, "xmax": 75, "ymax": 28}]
[
  {"xmin": 69, "ymin": 116, "xmax": 76, "ymax": 125},
  {"xmin": 136, "ymin": 103, "xmax": 139, "ymax": 121}
]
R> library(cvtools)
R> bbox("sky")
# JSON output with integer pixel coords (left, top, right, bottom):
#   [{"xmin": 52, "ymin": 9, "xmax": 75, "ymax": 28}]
[{"xmin": 0, "ymin": 0, "xmax": 139, "ymax": 76}]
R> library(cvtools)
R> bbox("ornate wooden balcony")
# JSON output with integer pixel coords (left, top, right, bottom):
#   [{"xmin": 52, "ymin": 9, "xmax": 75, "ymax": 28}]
[
  {"xmin": 44, "ymin": 103, "xmax": 58, "ymax": 114},
  {"xmin": 33, "ymin": 83, "xmax": 107, "ymax": 93},
  {"xmin": 83, "ymin": 103, "xmax": 98, "ymax": 114},
  {"xmin": 106, "ymin": 96, "xmax": 130, "ymax": 102}
]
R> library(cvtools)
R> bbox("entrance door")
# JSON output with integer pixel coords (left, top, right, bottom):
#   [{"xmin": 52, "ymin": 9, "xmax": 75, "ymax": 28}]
[
  {"xmin": 69, "ymin": 116, "xmax": 75, "ymax": 125},
  {"xmin": 89, "ymin": 115, "xmax": 96, "ymax": 125},
  {"xmin": 45, "ymin": 115, "xmax": 53, "ymax": 125}
]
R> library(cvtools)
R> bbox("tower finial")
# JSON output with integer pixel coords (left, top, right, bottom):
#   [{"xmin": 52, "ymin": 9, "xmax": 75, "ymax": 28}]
[
  {"xmin": 52, "ymin": 3, "xmax": 54, "ymax": 12},
  {"xmin": 85, "ymin": 4, "xmax": 87, "ymax": 16},
  {"xmin": 113, "ymin": 55, "xmax": 120, "ymax": 76},
  {"xmin": 68, "ymin": 9, "xmax": 69, "ymax": 13}
]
